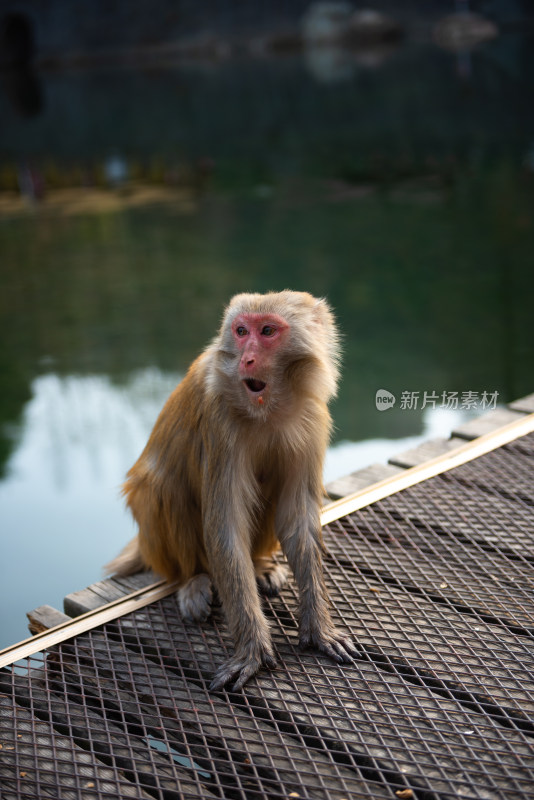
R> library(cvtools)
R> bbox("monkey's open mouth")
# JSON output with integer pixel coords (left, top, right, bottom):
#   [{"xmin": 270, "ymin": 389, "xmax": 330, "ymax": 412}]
[{"xmin": 244, "ymin": 378, "xmax": 267, "ymax": 393}]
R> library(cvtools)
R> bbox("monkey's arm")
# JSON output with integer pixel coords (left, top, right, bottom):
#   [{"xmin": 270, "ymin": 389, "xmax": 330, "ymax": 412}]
[
  {"xmin": 202, "ymin": 467, "xmax": 277, "ymax": 691},
  {"xmin": 276, "ymin": 475, "xmax": 358, "ymax": 664}
]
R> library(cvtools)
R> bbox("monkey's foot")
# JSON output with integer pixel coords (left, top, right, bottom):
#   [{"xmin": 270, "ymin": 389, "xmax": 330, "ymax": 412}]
[
  {"xmin": 210, "ymin": 648, "xmax": 277, "ymax": 692},
  {"xmin": 300, "ymin": 627, "xmax": 359, "ymax": 664},
  {"xmin": 254, "ymin": 560, "xmax": 289, "ymax": 597},
  {"xmin": 178, "ymin": 573, "xmax": 213, "ymax": 623}
]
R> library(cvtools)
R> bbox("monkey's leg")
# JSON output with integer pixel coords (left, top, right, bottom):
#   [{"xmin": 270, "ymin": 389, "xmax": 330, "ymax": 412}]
[
  {"xmin": 203, "ymin": 507, "xmax": 277, "ymax": 690},
  {"xmin": 178, "ymin": 573, "xmax": 213, "ymax": 622},
  {"xmin": 254, "ymin": 557, "xmax": 289, "ymax": 597},
  {"xmin": 209, "ymin": 548, "xmax": 277, "ymax": 690},
  {"xmin": 276, "ymin": 491, "xmax": 358, "ymax": 664}
]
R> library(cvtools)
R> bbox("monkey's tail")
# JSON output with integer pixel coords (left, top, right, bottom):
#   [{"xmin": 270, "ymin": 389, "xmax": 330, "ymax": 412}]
[{"xmin": 103, "ymin": 535, "xmax": 146, "ymax": 577}]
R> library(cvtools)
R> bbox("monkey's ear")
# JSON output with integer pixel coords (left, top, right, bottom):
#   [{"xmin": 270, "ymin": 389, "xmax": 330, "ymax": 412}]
[
  {"xmin": 312, "ymin": 297, "xmax": 334, "ymax": 329},
  {"xmin": 312, "ymin": 297, "xmax": 341, "ymax": 372}
]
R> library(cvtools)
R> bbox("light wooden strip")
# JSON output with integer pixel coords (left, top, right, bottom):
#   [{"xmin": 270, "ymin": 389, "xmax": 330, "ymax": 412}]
[
  {"xmin": 0, "ymin": 579, "xmax": 179, "ymax": 669},
  {"xmin": 321, "ymin": 412, "xmax": 534, "ymax": 526},
  {"xmin": 2, "ymin": 412, "xmax": 532, "ymax": 668}
]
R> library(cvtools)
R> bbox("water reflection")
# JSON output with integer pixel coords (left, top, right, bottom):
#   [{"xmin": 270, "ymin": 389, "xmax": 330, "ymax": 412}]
[
  {"xmin": 6, "ymin": 369, "xmax": 181, "ymax": 491},
  {"xmin": 0, "ymin": 369, "xmax": 178, "ymax": 649}
]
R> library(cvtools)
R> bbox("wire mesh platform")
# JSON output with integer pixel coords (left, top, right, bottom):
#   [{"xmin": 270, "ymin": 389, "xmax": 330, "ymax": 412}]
[{"xmin": 1, "ymin": 428, "xmax": 533, "ymax": 800}]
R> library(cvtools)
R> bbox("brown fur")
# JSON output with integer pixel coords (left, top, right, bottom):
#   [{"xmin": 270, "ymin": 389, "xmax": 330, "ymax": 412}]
[{"xmin": 105, "ymin": 290, "xmax": 356, "ymax": 690}]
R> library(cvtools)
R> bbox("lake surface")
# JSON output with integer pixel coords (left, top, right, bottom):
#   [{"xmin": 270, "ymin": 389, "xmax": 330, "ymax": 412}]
[{"xmin": 1, "ymin": 29, "xmax": 533, "ymax": 648}]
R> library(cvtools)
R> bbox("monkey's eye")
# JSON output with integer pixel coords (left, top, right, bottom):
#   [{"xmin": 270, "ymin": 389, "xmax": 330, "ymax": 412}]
[
  {"xmin": 236, "ymin": 326, "xmax": 248, "ymax": 337},
  {"xmin": 261, "ymin": 325, "xmax": 275, "ymax": 336}
]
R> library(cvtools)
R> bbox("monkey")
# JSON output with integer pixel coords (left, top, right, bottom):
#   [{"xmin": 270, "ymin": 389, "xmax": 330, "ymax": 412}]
[{"xmin": 105, "ymin": 290, "xmax": 357, "ymax": 690}]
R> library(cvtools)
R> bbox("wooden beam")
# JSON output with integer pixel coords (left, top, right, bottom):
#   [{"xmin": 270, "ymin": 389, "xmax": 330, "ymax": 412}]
[{"xmin": 321, "ymin": 411, "xmax": 534, "ymax": 526}]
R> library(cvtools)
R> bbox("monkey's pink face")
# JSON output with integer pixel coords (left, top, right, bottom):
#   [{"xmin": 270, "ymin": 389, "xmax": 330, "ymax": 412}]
[{"xmin": 232, "ymin": 312, "xmax": 290, "ymax": 406}]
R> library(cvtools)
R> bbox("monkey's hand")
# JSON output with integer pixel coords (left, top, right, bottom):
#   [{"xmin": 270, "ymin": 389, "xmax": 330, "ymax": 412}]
[
  {"xmin": 210, "ymin": 647, "xmax": 277, "ymax": 692},
  {"xmin": 255, "ymin": 560, "xmax": 289, "ymax": 597},
  {"xmin": 300, "ymin": 626, "xmax": 358, "ymax": 664}
]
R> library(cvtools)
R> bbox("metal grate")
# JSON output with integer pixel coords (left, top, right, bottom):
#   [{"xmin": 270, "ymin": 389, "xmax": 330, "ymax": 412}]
[{"xmin": 1, "ymin": 432, "xmax": 533, "ymax": 799}]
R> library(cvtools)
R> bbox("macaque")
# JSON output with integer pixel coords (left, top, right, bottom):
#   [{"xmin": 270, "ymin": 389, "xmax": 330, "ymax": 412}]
[{"xmin": 105, "ymin": 290, "xmax": 356, "ymax": 690}]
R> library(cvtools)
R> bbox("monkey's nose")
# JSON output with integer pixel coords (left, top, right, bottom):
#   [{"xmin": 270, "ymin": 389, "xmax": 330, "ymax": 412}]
[{"xmin": 240, "ymin": 351, "xmax": 257, "ymax": 371}]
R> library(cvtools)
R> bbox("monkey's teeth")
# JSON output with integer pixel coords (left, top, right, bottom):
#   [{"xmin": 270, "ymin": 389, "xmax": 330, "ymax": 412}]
[{"xmin": 245, "ymin": 378, "xmax": 267, "ymax": 393}]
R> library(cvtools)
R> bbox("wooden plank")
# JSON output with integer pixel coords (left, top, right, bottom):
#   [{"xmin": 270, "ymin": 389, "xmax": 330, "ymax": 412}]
[
  {"xmin": 441, "ymin": 442, "xmax": 533, "ymax": 497},
  {"xmin": 23, "ymin": 596, "xmax": 389, "ymax": 799},
  {"xmin": 451, "ymin": 407, "xmax": 525, "ymax": 440},
  {"xmin": 322, "ymin": 548, "xmax": 534, "ymax": 718},
  {"xmin": 29, "ymin": 577, "xmax": 156, "ymax": 636},
  {"xmin": 0, "ymin": 669, "xmax": 215, "ymax": 799},
  {"xmin": 1, "ymin": 581, "xmax": 177, "ymax": 670},
  {"xmin": 63, "ymin": 586, "xmax": 112, "ymax": 616},
  {"xmin": 327, "ymin": 489, "xmax": 534, "ymax": 630},
  {"xmin": 30, "ymin": 587, "xmax": 533, "ymax": 798},
  {"xmin": 397, "ymin": 393, "xmax": 534, "ymax": 468},
  {"xmin": 35, "ymin": 544, "xmax": 534, "ymax": 719},
  {"xmin": 388, "ymin": 436, "xmax": 466, "ymax": 468},
  {"xmin": 326, "ymin": 463, "xmax": 403, "ymax": 500},
  {"xmin": 59, "ymin": 624, "xmax": 379, "ymax": 800},
  {"xmin": 509, "ymin": 392, "xmax": 534, "ymax": 413},
  {"xmin": 64, "ymin": 572, "xmax": 157, "ymax": 617},
  {"xmin": 0, "ymin": 694, "xmax": 151, "ymax": 800},
  {"xmin": 322, "ymin": 412, "xmax": 534, "ymax": 526},
  {"xmin": 27, "ymin": 605, "xmax": 70, "ymax": 635},
  {"xmin": 111, "ymin": 593, "xmax": 534, "ymax": 799},
  {"xmin": 385, "ymin": 475, "xmax": 534, "ymax": 561}
]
